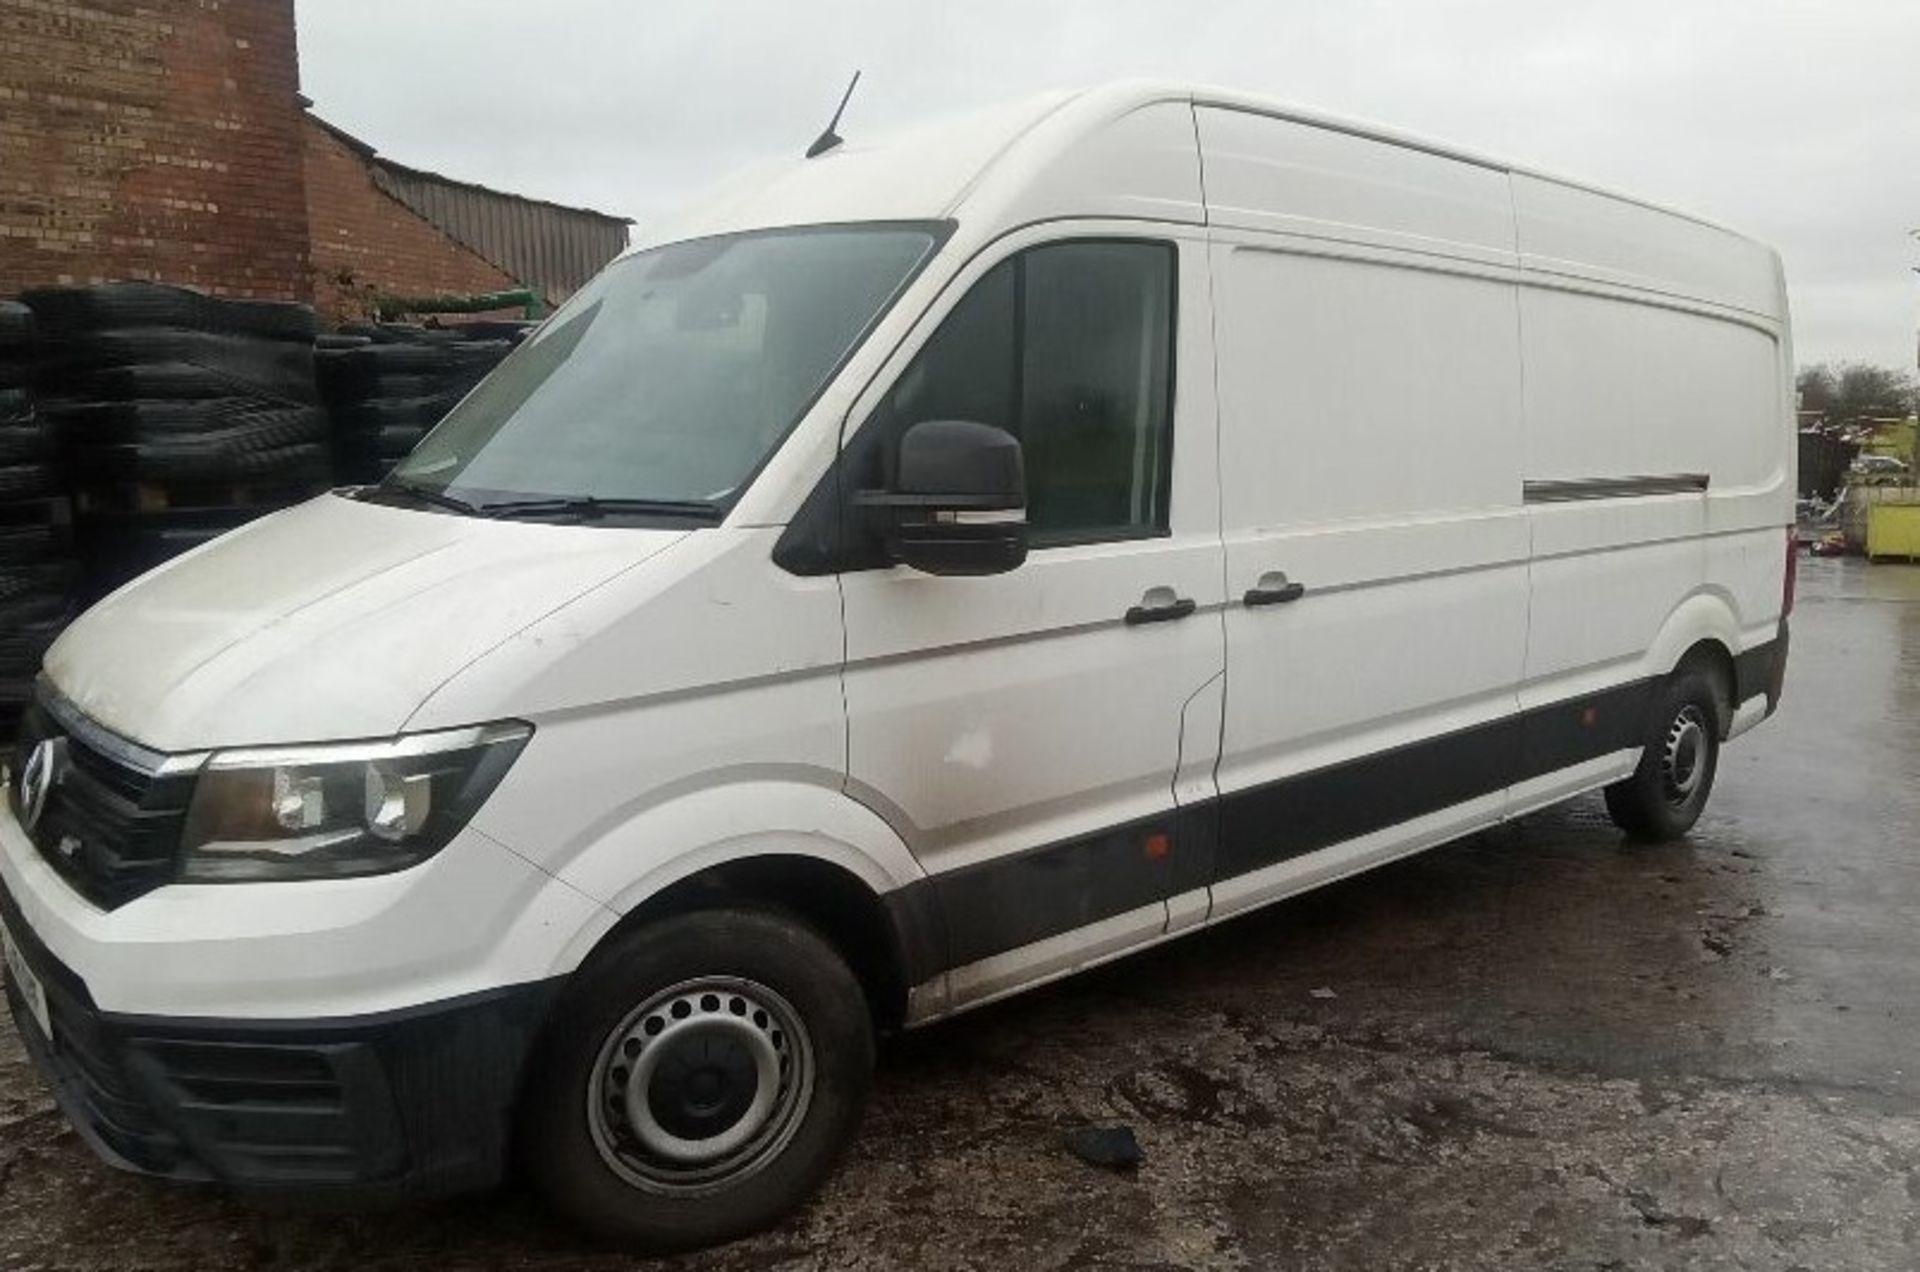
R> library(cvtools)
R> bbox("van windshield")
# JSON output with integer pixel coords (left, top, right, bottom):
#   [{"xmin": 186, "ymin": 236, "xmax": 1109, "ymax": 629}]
[{"xmin": 385, "ymin": 224, "xmax": 941, "ymax": 519}]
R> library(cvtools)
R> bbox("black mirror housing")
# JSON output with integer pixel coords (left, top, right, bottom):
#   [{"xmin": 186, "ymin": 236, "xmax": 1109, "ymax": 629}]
[
  {"xmin": 857, "ymin": 420, "xmax": 1028, "ymax": 576},
  {"xmin": 896, "ymin": 419, "xmax": 1023, "ymax": 502}
]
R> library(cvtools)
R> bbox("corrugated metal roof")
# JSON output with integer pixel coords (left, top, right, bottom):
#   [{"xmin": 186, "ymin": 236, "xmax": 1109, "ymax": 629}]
[{"xmin": 309, "ymin": 110, "xmax": 631, "ymax": 303}]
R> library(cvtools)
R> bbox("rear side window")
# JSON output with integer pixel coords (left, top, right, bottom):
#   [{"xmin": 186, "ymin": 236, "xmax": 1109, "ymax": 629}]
[{"xmin": 865, "ymin": 239, "xmax": 1176, "ymax": 545}]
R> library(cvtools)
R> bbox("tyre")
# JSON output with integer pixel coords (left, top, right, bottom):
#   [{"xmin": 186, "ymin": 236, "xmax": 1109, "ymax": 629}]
[
  {"xmin": 318, "ymin": 369, "xmax": 472, "ymax": 405},
  {"xmin": 333, "ymin": 340, "xmax": 509, "ymax": 377},
  {"xmin": 519, "ymin": 908, "xmax": 874, "ymax": 1252},
  {"xmin": 22, "ymin": 282, "xmax": 316, "ymax": 343},
  {"xmin": 75, "ymin": 505, "xmax": 252, "ymax": 594},
  {"xmin": 0, "ymin": 611, "xmax": 66, "ymax": 678},
  {"xmin": 337, "ymin": 322, "xmax": 405, "ymax": 344},
  {"xmin": 373, "ymin": 424, "xmax": 428, "ymax": 458},
  {"xmin": 35, "ymin": 329, "xmax": 317, "ymax": 401},
  {"xmin": 76, "ymin": 439, "xmax": 331, "ymax": 485},
  {"xmin": 338, "ymin": 322, "xmax": 473, "ymax": 347},
  {"xmin": 204, "ymin": 295, "xmax": 318, "ymax": 343},
  {"xmin": 0, "ymin": 681, "xmax": 32, "ymax": 739},
  {"xmin": 447, "ymin": 319, "xmax": 539, "ymax": 344},
  {"xmin": 0, "ymin": 561, "xmax": 79, "ymax": 604},
  {"xmin": 60, "ymin": 360, "xmax": 318, "ymax": 405},
  {"xmin": 361, "ymin": 370, "xmax": 487, "ymax": 401},
  {"xmin": 1604, "ymin": 667, "xmax": 1724, "ymax": 841},
  {"xmin": 0, "ymin": 387, "xmax": 32, "ymax": 424},
  {"xmin": 51, "ymin": 399, "xmax": 327, "ymax": 447},
  {"xmin": 0, "ymin": 421, "xmax": 48, "ymax": 466},
  {"xmin": 330, "ymin": 450, "xmax": 393, "ymax": 485},
  {"xmin": 0, "ymin": 464, "xmax": 56, "ymax": 502},
  {"xmin": 22, "ymin": 283, "xmax": 210, "ymax": 335},
  {"xmin": 0, "ymin": 384, "xmax": 43, "ymax": 466},
  {"xmin": 0, "ymin": 302, "xmax": 32, "ymax": 356},
  {"xmin": 0, "ymin": 521, "xmax": 63, "ymax": 567},
  {"xmin": 336, "ymin": 394, "xmax": 462, "ymax": 434},
  {"xmin": 0, "ymin": 591, "xmax": 73, "ymax": 631}
]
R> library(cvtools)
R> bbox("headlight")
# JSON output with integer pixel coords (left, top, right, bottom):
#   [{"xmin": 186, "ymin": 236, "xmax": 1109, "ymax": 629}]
[{"xmin": 180, "ymin": 723, "xmax": 531, "ymax": 883}]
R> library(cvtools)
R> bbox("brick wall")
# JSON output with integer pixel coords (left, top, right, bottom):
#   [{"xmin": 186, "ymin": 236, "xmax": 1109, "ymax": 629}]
[
  {"xmin": 304, "ymin": 117, "xmax": 518, "ymax": 324},
  {"xmin": 0, "ymin": 0, "xmax": 310, "ymax": 300}
]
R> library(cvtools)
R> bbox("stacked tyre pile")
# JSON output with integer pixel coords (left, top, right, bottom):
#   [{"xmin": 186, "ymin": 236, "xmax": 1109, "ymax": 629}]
[
  {"xmin": 317, "ymin": 322, "xmax": 528, "ymax": 484},
  {"xmin": 23, "ymin": 283, "xmax": 327, "ymax": 597},
  {"xmin": 0, "ymin": 303, "xmax": 81, "ymax": 733}
]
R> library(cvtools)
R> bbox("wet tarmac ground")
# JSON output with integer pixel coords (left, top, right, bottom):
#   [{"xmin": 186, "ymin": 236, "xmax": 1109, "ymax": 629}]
[{"xmin": 3, "ymin": 553, "xmax": 1919, "ymax": 1270}]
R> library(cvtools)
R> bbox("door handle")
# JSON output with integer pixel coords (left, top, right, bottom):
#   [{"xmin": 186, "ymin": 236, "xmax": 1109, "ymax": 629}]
[
  {"xmin": 1124, "ymin": 591, "xmax": 1197, "ymax": 625},
  {"xmin": 1244, "ymin": 573, "xmax": 1306, "ymax": 607}
]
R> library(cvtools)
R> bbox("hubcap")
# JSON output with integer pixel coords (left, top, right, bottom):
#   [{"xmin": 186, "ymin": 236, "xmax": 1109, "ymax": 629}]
[
  {"xmin": 587, "ymin": 977, "xmax": 814, "ymax": 1195},
  {"xmin": 1661, "ymin": 704, "xmax": 1710, "ymax": 805}
]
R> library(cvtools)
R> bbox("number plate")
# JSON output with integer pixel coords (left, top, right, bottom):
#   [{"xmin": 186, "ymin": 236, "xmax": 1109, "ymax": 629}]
[{"xmin": 0, "ymin": 913, "xmax": 51, "ymax": 1042}]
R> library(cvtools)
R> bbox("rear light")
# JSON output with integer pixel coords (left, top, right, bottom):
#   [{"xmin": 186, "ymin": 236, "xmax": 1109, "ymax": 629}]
[{"xmin": 1783, "ymin": 528, "xmax": 1798, "ymax": 617}]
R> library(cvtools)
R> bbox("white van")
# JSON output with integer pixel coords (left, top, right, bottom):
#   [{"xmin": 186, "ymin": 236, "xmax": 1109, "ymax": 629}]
[{"xmin": 0, "ymin": 83, "xmax": 1793, "ymax": 1249}]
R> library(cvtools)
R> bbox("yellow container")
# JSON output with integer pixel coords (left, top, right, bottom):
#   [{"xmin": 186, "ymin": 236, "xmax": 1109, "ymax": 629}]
[{"xmin": 1866, "ymin": 502, "xmax": 1920, "ymax": 562}]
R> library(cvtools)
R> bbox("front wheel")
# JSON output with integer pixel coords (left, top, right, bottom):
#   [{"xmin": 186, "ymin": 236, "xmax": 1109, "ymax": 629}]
[
  {"xmin": 1604, "ymin": 668, "xmax": 1724, "ymax": 841},
  {"xmin": 519, "ymin": 908, "xmax": 874, "ymax": 1251}
]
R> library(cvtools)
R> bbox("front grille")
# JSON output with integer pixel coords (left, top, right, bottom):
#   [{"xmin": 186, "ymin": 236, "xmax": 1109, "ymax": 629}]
[
  {"xmin": 9, "ymin": 687, "xmax": 196, "ymax": 911},
  {"xmin": 9, "ymin": 968, "xmax": 384, "ymax": 1184},
  {"xmin": 130, "ymin": 1039, "xmax": 388, "ymax": 1184},
  {"xmin": 39, "ymin": 976, "xmax": 198, "ymax": 1174}
]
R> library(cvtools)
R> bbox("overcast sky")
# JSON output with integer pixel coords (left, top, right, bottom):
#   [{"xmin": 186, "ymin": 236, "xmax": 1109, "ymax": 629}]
[{"xmin": 296, "ymin": 0, "xmax": 1919, "ymax": 370}]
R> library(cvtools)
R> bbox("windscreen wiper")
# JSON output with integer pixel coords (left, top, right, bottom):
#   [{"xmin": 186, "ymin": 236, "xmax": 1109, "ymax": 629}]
[
  {"xmin": 478, "ymin": 496, "xmax": 724, "ymax": 522},
  {"xmin": 366, "ymin": 479, "xmax": 487, "ymax": 517}
]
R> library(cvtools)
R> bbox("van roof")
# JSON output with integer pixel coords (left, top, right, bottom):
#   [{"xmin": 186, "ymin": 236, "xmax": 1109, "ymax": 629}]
[{"xmin": 634, "ymin": 80, "xmax": 1764, "ymax": 254}]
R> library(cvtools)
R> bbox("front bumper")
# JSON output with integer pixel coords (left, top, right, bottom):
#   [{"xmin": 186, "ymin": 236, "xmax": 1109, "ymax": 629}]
[{"xmin": 1, "ymin": 876, "xmax": 560, "ymax": 1204}]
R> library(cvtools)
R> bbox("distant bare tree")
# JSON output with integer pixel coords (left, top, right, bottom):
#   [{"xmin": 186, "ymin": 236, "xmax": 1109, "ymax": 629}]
[{"xmin": 1797, "ymin": 362, "xmax": 1915, "ymax": 427}]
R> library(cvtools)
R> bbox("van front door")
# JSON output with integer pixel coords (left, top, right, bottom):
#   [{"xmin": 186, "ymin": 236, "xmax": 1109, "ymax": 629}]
[{"xmin": 833, "ymin": 231, "xmax": 1225, "ymax": 1014}]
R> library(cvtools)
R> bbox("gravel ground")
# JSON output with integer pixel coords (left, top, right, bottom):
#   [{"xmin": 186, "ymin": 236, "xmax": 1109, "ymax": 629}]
[{"xmin": 3, "ymin": 553, "xmax": 1918, "ymax": 1270}]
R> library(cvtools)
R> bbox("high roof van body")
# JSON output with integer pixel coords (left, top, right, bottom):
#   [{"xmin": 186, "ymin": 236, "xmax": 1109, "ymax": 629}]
[{"xmin": 0, "ymin": 83, "xmax": 1792, "ymax": 1247}]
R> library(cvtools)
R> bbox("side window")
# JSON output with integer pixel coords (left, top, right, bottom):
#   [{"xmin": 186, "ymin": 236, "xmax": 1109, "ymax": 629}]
[{"xmin": 863, "ymin": 239, "xmax": 1176, "ymax": 546}]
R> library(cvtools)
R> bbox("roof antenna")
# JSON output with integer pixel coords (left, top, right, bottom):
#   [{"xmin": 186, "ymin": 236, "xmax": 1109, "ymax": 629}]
[{"xmin": 806, "ymin": 71, "xmax": 861, "ymax": 159}]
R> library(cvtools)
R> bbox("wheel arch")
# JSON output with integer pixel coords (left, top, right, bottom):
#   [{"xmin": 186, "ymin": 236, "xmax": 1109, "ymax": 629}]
[
  {"xmin": 1643, "ymin": 589, "xmax": 1741, "ymax": 730},
  {"xmin": 1672, "ymin": 639, "xmax": 1737, "ymax": 733},
  {"xmin": 543, "ymin": 781, "xmax": 944, "ymax": 1031},
  {"xmin": 613, "ymin": 854, "xmax": 932, "ymax": 1031}
]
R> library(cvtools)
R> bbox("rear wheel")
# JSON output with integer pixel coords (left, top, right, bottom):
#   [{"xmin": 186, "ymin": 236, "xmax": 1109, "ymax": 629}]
[
  {"xmin": 519, "ymin": 908, "xmax": 873, "ymax": 1251},
  {"xmin": 1604, "ymin": 667, "xmax": 1724, "ymax": 841}
]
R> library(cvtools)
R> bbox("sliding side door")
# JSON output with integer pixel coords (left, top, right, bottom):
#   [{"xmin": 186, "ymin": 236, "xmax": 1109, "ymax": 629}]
[{"xmin": 1197, "ymin": 108, "xmax": 1532, "ymax": 918}]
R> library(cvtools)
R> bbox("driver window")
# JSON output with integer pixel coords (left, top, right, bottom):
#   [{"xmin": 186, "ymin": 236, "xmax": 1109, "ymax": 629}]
[{"xmin": 861, "ymin": 239, "xmax": 1176, "ymax": 546}]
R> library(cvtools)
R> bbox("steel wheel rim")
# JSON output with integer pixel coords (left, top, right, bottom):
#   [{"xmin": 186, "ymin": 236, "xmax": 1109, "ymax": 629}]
[
  {"xmin": 586, "ymin": 976, "xmax": 814, "ymax": 1195},
  {"xmin": 1661, "ymin": 704, "xmax": 1710, "ymax": 805}
]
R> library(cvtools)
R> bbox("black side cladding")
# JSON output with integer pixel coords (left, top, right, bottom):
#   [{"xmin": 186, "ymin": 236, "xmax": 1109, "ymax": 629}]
[
  {"xmin": 884, "ymin": 646, "xmax": 1781, "ymax": 982},
  {"xmin": 1734, "ymin": 619, "xmax": 1790, "ymax": 714}
]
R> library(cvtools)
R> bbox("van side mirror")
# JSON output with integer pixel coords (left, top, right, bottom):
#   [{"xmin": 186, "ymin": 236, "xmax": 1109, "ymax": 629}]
[{"xmin": 856, "ymin": 419, "xmax": 1028, "ymax": 576}]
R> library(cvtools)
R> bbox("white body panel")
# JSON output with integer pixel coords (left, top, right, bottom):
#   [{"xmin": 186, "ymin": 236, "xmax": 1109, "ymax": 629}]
[
  {"xmin": 0, "ymin": 813, "xmax": 606, "ymax": 1017},
  {"xmin": 4, "ymin": 82, "xmax": 1791, "ymax": 1040},
  {"xmin": 44, "ymin": 496, "xmax": 685, "ymax": 751},
  {"xmin": 1510, "ymin": 172, "xmax": 1782, "ymax": 317},
  {"xmin": 1209, "ymin": 241, "xmax": 1531, "ymax": 804},
  {"xmin": 1196, "ymin": 107, "xmax": 1516, "ymax": 265}
]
